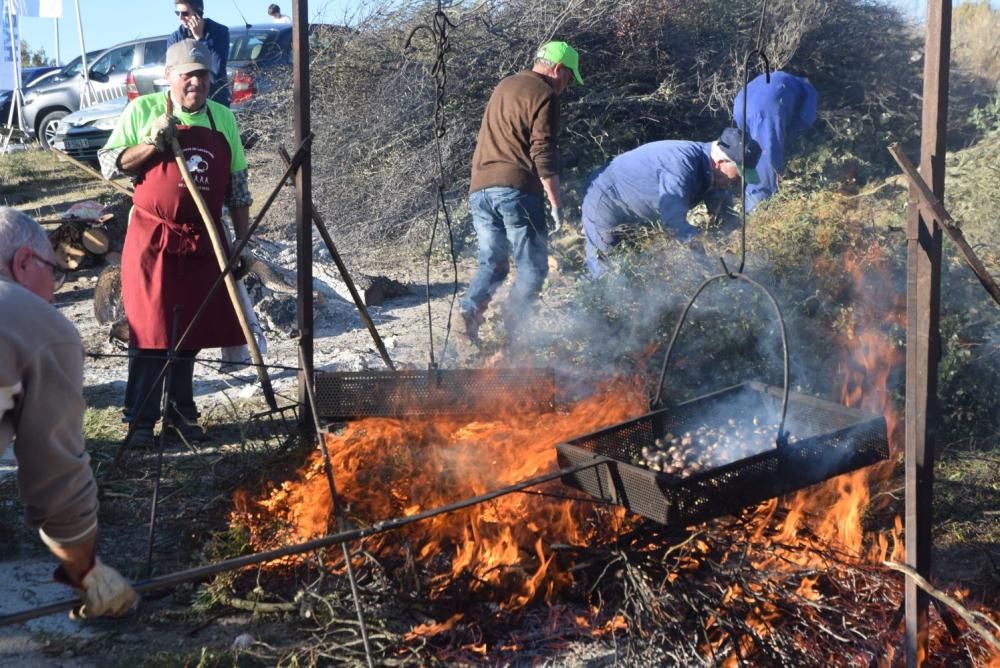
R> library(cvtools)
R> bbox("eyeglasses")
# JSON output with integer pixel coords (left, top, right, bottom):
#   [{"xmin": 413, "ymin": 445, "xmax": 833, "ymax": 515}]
[
  {"xmin": 34, "ymin": 254, "xmax": 66, "ymax": 290},
  {"xmin": 175, "ymin": 10, "xmax": 191, "ymax": 17}
]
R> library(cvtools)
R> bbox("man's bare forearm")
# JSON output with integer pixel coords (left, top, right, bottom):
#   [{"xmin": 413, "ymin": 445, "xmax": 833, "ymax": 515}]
[
  {"xmin": 540, "ymin": 174, "xmax": 561, "ymax": 209},
  {"xmin": 117, "ymin": 144, "xmax": 161, "ymax": 174},
  {"xmin": 231, "ymin": 206, "xmax": 250, "ymax": 242}
]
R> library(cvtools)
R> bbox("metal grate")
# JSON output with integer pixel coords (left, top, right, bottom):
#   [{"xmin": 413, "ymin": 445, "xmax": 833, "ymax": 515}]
[
  {"xmin": 314, "ymin": 368, "xmax": 556, "ymax": 419},
  {"xmin": 556, "ymin": 382, "xmax": 889, "ymax": 526}
]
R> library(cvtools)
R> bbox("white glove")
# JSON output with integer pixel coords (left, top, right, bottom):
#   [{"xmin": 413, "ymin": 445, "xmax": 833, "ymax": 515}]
[
  {"xmin": 143, "ymin": 114, "xmax": 177, "ymax": 153},
  {"xmin": 69, "ymin": 558, "xmax": 138, "ymax": 619},
  {"xmin": 549, "ymin": 206, "xmax": 563, "ymax": 233}
]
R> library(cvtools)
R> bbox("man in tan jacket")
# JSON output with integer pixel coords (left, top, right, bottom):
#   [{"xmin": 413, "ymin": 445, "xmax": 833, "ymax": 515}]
[
  {"xmin": 0, "ymin": 207, "xmax": 137, "ymax": 619},
  {"xmin": 459, "ymin": 41, "xmax": 583, "ymax": 345}
]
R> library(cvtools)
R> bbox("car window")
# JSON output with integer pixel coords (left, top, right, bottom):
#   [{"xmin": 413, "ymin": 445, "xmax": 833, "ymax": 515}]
[
  {"xmin": 229, "ymin": 30, "xmax": 288, "ymax": 64},
  {"xmin": 142, "ymin": 39, "xmax": 168, "ymax": 67},
  {"xmin": 92, "ymin": 45, "xmax": 136, "ymax": 76}
]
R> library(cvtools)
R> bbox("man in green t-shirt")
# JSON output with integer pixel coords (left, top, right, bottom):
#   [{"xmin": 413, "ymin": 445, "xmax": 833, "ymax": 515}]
[{"xmin": 99, "ymin": 40, "xmax": 252, "ymax": 449}]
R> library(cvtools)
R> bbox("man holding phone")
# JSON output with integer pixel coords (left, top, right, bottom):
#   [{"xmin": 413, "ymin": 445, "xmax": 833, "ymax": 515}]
[{"xmin": 167, "ymin": 1, "xmax": 231, "ymax": 106}]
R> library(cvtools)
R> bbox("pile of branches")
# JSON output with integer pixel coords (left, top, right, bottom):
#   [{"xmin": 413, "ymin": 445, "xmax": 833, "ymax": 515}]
[
  {"xmin": 211, "ymin": 503, "xmax": 998, "ymax": 666},
  {"xmin": 241, "ymin": 0, "xmax": 926, "ymax": 254}
]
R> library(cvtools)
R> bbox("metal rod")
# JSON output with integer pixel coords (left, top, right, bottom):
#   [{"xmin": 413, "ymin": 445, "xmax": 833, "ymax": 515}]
[
  {"xmin": 279, "ymin": 146, "xmax": 396, "ymax": 371},
  {"xmin": 904, "ymin": 1, "xmax": 950, "ymax": 663},
  {"xmin": 0, "ymin": 458, "xmax": 611, "ymax": 627},
  {"xmin": 888, "ymin": 143, "xmax": 1000, "ymax": 308},
  {"xmin": 170, "ymin": 136, "xmax": 278, "ymax": 411},
  {"xmin": 146, "ymin": 307, "xmax": 181, "ymax": 577},
  {"xmin": 52, "ymin": 148, "xmax": 135, "ymax": 197},
  {"xmin": 299, "ymin": 346, "xmax": 374, "ymax": 667}
]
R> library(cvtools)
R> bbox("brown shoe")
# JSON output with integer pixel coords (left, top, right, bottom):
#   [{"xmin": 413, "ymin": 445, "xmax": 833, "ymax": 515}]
[{"xmin": 456, "ymin": 309, "xmax": 484, "ymax": 343}]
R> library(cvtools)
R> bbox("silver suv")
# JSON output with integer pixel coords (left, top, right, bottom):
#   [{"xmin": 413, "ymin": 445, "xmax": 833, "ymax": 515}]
[{"xmin": 20, "ymin": 34, "xmax": 168, "ymax": 148}]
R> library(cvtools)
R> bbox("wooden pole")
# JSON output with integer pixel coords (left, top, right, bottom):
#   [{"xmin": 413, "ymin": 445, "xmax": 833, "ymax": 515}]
[
  {"xmin": 293, "ymin": 0, "xmax": 314, "ymax": 433},
  {"xmin": 905, "ymin": 1, "xmax": 950, "ymax": 664},
  {"xmin": 169, "ymin": 137, "xmax": 278, "ymax": 411},
  {"xmin": 52, "ymin": 148, "xmax": 135, "ymax": 197}
]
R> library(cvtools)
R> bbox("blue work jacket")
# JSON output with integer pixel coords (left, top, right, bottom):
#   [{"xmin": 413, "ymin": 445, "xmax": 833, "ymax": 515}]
[
  {"xmin": 587, "ymin": 140, "xmax": 726, "ymax": 240},
  {"xmin": 733, "ymin": 71, "xmax": 817, "ymax": 212}
]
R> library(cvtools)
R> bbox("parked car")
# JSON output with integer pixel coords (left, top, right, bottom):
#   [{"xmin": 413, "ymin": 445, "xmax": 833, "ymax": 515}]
[
  {"xmin": 50, "ymin": 97, "xmax": 127, "ymax": 163},
  {"xmin": 128, "ymin": 22, "xmax": 297, "ymax": 112},
  {"xmin": 20, "ymin": 34, "xmax": 169, "ymax": 148},
  {"xmin": 0, "ymin": 65, "xmax": 61, "ymax": 126}
]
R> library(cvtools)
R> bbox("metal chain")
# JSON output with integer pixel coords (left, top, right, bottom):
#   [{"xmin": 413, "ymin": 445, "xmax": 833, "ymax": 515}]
[{"xmin": 406, "ymin": 0, "xmax": 459, "ymax": 370}]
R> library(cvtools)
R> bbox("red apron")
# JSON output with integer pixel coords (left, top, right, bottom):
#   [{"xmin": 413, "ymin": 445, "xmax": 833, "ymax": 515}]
[{"xmin": 122, "ymin": 100, "xmax": 245, "ymax": 350}]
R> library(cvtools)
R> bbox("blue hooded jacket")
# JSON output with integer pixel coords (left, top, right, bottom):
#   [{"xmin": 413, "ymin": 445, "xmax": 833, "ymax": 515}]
[{"xmin": 733, "ymin": 71, "xmax": 817, "ymax": 212}]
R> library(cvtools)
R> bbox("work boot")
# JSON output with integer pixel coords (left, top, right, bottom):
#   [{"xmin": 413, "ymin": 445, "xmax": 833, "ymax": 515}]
[
  {"xmin": 123, "ymin": 424, "xmax": 156, "ymax": 450},
  {"xmin": 456, "ymin": 308, "xmax": 484, "ymax": 344},
  {"xmin": 172, "ymin": 417, "xmax": 209, "ymax": 446}
]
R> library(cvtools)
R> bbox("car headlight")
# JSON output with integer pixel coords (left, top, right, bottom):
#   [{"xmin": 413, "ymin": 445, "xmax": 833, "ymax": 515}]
[
  {"xmin": 55, "ymin": 119, "xmax": 70, "ymax": 134},
  {"xmin": 93, "ymin": 117, "xmax": 120, "ymax": 131}
]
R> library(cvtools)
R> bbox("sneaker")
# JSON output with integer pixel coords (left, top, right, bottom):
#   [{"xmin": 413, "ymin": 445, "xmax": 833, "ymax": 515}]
[{"xmin": 457, "ymin": 309, "xmax": 484, "ymax": 343}]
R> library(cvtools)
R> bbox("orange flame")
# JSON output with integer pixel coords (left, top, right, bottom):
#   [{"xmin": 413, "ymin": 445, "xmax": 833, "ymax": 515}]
[{"xmin": 233, "ymin": 380, "xmax": 646, "ymax": 613}]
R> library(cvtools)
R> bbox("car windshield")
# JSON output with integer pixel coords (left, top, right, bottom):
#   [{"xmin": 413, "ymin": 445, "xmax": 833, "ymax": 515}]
[
  {"xmin": 57, "ymin": 51, "xmax": 102, "ymax": 78},
  {"xmin": 229, "ymin": 29, "xmax": 289, "ymax": 64}
]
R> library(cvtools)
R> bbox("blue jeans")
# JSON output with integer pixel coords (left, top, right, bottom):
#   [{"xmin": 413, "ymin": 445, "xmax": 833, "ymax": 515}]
[{"xmin": 461, "ymin": 187, "xmax": 548, "ymax": 323}]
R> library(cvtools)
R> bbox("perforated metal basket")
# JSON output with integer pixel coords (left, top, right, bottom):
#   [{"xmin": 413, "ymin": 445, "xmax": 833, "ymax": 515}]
[
  {"xmin": 556, "ymin": 382, "xmax": 889, "ymax": 526},
  {"xmin": 313, "ymin": 367, "xmax": 556, "ymax": 420}
]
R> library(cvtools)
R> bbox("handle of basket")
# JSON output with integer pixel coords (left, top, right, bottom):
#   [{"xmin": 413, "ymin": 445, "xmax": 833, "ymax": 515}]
[{"xmin": 652, "ymin": 271, "xmax": 791, "ymax": 446}]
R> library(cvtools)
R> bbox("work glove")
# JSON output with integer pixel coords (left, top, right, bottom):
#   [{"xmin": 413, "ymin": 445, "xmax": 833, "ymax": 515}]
[
  {"xmin": 549, "ymin": 206, "xmax": 563, "ymax": 233},
  {"xmin": 55, "ymin": 558, "xmax": 138, "ymax": 619},
  {"xmin": 143, "ymin": 114, "xmax": 177, "ymax": 154}
]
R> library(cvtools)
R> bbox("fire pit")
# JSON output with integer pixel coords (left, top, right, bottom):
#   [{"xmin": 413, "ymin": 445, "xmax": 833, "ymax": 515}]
[
  {"xmin": 556, "ymin": 382, "xmax": 889, "ymax": 526},
  {"xmin": 314, "ymin": 367, "xmax": 556, "ymax": 419}
]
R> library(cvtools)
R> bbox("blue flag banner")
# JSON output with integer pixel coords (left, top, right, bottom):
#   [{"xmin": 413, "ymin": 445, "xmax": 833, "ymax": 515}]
[{"xmin": 1, "ymin": 0, "xmax": 20, "ymax": 92}]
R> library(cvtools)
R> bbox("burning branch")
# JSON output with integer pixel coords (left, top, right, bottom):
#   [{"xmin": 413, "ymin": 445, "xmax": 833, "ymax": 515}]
[{"xmin": 883, "ymin": 561, "xmax": 1000, "ymax": 652}]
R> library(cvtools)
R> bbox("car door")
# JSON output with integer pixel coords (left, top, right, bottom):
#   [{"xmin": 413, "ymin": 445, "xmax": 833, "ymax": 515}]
[{"xmin": 85, "ymin": 42, "xmax": 137, "ymax": 105}]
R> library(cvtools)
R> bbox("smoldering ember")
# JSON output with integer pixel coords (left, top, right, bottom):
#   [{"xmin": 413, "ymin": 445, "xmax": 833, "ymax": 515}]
[{"xmin": 0, "ymin": 0, "xmax": 998, "ymax": 666}]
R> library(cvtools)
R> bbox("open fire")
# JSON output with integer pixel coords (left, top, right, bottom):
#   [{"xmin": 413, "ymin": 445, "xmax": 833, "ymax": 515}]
[{"xmin": 231, "ymin": 248, "xmax": 997, "ymax": 664}]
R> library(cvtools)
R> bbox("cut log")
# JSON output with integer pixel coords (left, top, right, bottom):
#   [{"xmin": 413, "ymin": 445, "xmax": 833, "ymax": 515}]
[
  {"xmin": 94, "ymin": 265, "xmax": 129, "ymax": 343},
  {"xmin": 59, "ymin": 242, "xmax": 88, "ymax": 270},
  {"xmin": 82, "ymin": 228, "xmax": 111, "ymax": 255}
]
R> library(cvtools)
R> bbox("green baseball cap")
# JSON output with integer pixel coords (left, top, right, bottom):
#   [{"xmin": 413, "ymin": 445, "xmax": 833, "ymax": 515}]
[{"xmin": 536, "ymin": 41, "xmax": 583, "ymax": 86}]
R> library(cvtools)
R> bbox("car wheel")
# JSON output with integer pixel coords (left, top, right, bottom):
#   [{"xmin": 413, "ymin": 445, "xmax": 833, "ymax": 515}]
[{"xmin": 38, "ymin": 110, "xmax": 69, "ymax": 150}]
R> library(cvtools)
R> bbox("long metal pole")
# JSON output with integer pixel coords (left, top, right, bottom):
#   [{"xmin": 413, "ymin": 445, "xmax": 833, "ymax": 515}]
[
  {"xmin": 905, "ymin": 1, "xmax": 950, "ymax": 664},
  {"xmin": 73, "ymin": 0, "xmax": 88, "ymax": 107},
  {"xmin": 0, "ymin": 458, "xmax": 610, "ymax": 627},
  {"xmin": 292, "ymin": 0, "xmax": 314, "ymax": 434}
]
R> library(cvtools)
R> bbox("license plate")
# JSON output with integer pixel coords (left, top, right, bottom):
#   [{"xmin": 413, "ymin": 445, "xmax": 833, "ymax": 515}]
[{"xmin": 63, "ymin": 138, "xmax": 91, "ymax": 149}]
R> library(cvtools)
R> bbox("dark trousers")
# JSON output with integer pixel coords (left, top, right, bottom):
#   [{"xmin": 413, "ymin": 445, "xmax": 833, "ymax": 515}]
[{"xmin": 124, "ymin": 346, "xmax": 199, "ymax": 427}]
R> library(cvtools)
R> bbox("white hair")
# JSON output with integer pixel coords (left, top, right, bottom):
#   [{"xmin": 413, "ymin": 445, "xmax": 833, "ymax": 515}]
[
  {"xmin": 0, "ymin": 207, "xmax": 51, "ymax": 277},
  {"xmin": 709, "ymin": 141, "xmax": 731, "ymax": 164}
]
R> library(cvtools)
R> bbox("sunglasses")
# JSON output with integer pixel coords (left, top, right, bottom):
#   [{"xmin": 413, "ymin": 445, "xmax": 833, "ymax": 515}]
[
  {"xmin": 34, "ymin": 254, "xmax": 66, "ymax": 290},
  {"xmin": 175, "ymin": 10, "xmax": 193, "ymax": 17}
]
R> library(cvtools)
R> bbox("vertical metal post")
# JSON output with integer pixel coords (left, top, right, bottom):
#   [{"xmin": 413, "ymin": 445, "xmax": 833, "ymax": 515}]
[
  {"xmin": 905, "ymin": 1, "xmax": 950, "ymax": 664},
  {"xmin": 292, "ymin": 0, "xmax": 314, "ymax": 434}
]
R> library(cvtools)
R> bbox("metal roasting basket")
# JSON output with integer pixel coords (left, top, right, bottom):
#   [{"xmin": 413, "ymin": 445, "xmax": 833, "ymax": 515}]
[
  {"xmin": 314, "ymin": 367, "xmax": 556, "ymax": 420},
  {"xmin": 556, "ymin": 382, "xmax": 890, "ymax": 526}
]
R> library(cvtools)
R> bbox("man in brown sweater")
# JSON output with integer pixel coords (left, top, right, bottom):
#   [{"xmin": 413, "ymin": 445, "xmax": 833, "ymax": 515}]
[
  {"xmin": 0, "ymin": 207, "xmax": 137, "ymax": 619},
  {"xmin": 459, "ymin": 41, "xmax": 583, "ymax": 344}
]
